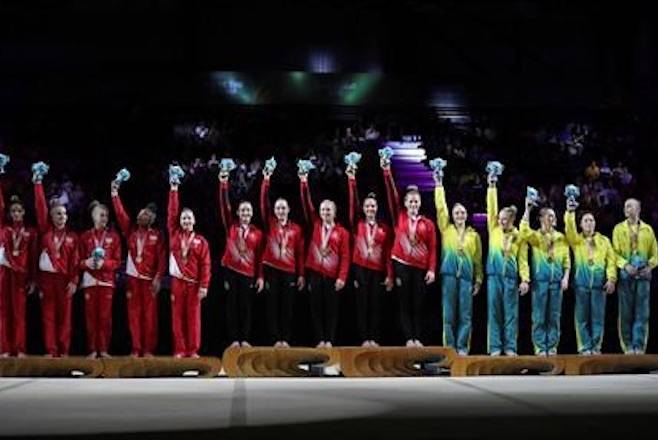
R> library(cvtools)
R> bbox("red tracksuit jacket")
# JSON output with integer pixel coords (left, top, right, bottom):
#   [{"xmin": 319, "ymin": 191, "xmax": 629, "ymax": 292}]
[
  {"xmin": 383, "ymin": 168, "xmax": 437, "ymax": 271},
  {"xmin": 259, "ymin": 177, "xmax": 305, "ymax": 276},
  {"xmin": 300, "ymin": 180, "xmax": 350, "ymax": 282},
  {"xmin": 34, "ymin": 182, "xmax": 79, "ymax": 285},
  {"xmin": 347, "ymin": 175, "xmax": 393, "ymax": 278},
  {"xmin": 219, "ymin": 180, "xmax": 264, "ymax": 278},
  {"xmin": 112, "ymin": 194, "xmax": 166, "ymax": 281},
  {"xmin": 167, "ymin": 189, "xmax": 211, "ymax": 289},
  {"xmin": 78, "ymin": 227, "xmax": 122, "ymax": 288}
]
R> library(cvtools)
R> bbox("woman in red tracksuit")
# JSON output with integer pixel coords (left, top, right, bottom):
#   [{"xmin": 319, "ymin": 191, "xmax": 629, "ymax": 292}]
[
  {"xmin": 346, "ymin": 166, "xmax": 393, "ymax": 348},
  {"xmin": 382, "ymin": 160, "xmax": 437, "ymax": 347},
  {"xmin": 168, "ymin": 180, "xmax": 211, "ymax": 358},
  {"xmin": 0, "ymin": 187, "xmax": 37, "ymax": 358},
  {"xmin": 299, "ymin": 170, "xmax": 350, "ymax": 348},
  {"xmin": 259, "ymin": 168, "xmax": 305, "ymax": 348},
  {"xmin": 78, "ymin": 200, "xmax": 121, "ymax": 358},
  {"xmin": 34, "ymin": 170, "xmax": 79, "ymax": 357},
  {"xmin": 218, "ymin": 171, "xmax": 264, "ymax": 349},
  {"xmin": 111, "ymin": 181, "xmax": 166, "ymax": 357}
]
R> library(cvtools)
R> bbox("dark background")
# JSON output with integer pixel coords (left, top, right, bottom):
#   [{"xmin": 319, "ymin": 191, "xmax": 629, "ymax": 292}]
[{"xmin": 1, "ymin": 1, "xmax": 657, "ymax": 356}]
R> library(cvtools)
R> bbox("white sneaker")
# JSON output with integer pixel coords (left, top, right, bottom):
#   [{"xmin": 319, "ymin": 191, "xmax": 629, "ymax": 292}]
[
  {"xmin": 634, "ymin": 348, "xmax": 645, "ymax": 355},
  {"xmin": 87, "ymin": 351, "xmax": 98, "ymax": 359},
  {"xmin": 536, "ymin": 351, "xmax": 548, "ymax": 357},
  {"xmin": 490, "ymin": 351, "xmax": 502, "ymax": 357},
  {"xmin": 414, "ymin": 339, "xmax": 424, "ymax": 348},
  {"xmin": 625, "ymin": 349, "xmax": 635, "ymax": 355},
  {"xmin": 580, "ymin": 350, "xmax": 592, "ymax": 356},
  {"xmin": 370, "ymin": 340, "xmax": 380, "ymax": 347},
  {"xmin": 592, "ymin": 349, "xmax": 602, "ymax": 355},
  {"xmin": 361, "ymin": 340, "xmax": 371, "ymax": 347},
  {"xmin": 324, "ymin": 341, "xmax": 333, "ymax": 348},
  {"xmin": 241, "ymin": 341, "xmax": 252, "ymax": 348},
  {"xmin": 406, "ymin": 339, "xmax": 416, "ymax": 347},
  {"xmin": 317, "ymin": 341, "xmax": 326, "ymax": 348},
  {"xmin": 274, "ymin": 341, "xmax": 282, "ymax": 348},
  {"xmin": 504, "ymin": 350, "xmax": 518, "ymax": 357},
  {"xmin": 281, "ymin": 341, "xmax": 290, "ymax": 348},
  {"xmin": 547, "ymin": 348, "xmax": 557, "ymax": 356},
  {"xmin": 457, "ymin": 350, "xmax": 468, "ymax": 356},
  {"xmin": 230, "ymin": 341, "xmax": 240, "ymax": 349}
]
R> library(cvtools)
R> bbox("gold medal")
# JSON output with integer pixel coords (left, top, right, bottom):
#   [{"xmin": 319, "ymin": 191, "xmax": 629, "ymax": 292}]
[
  {"xmin": 12, "ymin": 249, "xmax": 19, "ymax": 257},
  {"xmin": 135, "ymin": 255, "xmax": 143, "ymax": 264}
]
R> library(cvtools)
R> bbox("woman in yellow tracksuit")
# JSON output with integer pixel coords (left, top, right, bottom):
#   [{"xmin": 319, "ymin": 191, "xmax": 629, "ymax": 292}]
[
  {"xmin": 434, "ymin": 175, "xmax": 483, "ymax": 355},
  {"xmin": 612, "ymin": 198, "xmax": 658, "ymax": 355},
  {"xmin": 520, "ymin": 199, "xmax": 570, "ymax": 356},
  {"xmin": 564, "ymin": 201, "xmax": 616, "ymax": 355},
  {"xmin": 486, "ymin": 177, "xmax": 530, "ymax": 356}
]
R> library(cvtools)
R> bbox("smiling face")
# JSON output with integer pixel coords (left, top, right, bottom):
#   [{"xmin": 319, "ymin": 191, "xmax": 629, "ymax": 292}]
[
  {"xmin": 363, "ymin": 197, "xmax": 378, "ymax": 220},
  {"xmin": 404, "ymin": 192, "xmax": 421, "ymax": 216},
  {"xmin": 540, "ymin": 208, "xmax": 556, "ymax": 230},
  {"xmin": 137, "ymin": 208, "xmax": 154, "ymax": 228},
  {"xmin": 9, "ymin": 203, "xmax": 25, "ymax": 223},
  {"xmin": 274, "ymin": 198, "xmax": 290, "ymax": 222},
  {"xmin": 50, "ymin": 205, "xmax": 68, "ymax": 229},
  {"xmin": 91, "ymin": 205, "xmax": 108, "ymax": 228},
  {"xmin": 180, "ymin": 208, "xmax": 195, "ymax": 231},
  {"xmin": 580, "ymin": 213, "xmax": 596, "ymax": 235},
  {"xmin": 452, "ymin": 203, "xmax": 468, "ymax": 226},
  {"xmin": 624, "ymin": 199, "xmax": 641, "ymax": 221},
  {"xmin": 498, "ymin": 208, "xmax": 516, "ymax": 230},
  {"xmin": 320, "ymin": 200, "xmax": 336, "ymax": 223},
  {"xmin": 238, "ymin": 201, "xmax": 253, "ymax": 225}
]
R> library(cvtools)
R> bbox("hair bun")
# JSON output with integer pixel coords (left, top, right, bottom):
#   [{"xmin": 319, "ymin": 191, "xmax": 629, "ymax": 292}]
[
  {"xmin": 406, "ymin": 185, "xmax": 419, "ymax": 192},
  {"xmin": 508, "ymin": 205, "xmax": 518, "ymax": 215},
  {"xmin": 10, "ymin": 195, "xmax": 22, "ymax": 204},
  {"xmin": 366, "ymin": 192, "xmax": 377, "ymax": 200},
  {"xmin": 145, "ymin": 202, "xmax": 157, "ymax": 213},
  {"xmin": 89, "ymin": 200, "xmax": 101, "ymax": 212}
]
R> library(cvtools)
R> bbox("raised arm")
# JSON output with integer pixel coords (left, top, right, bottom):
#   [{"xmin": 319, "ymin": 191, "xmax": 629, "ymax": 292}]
[
  {"xmin": 433, "ymin": 184, "xmax": 450, "ymax": 233},
  {"xmin": 34, "ymin": 181, "xmax": 50, "ymax": 234},
  {"xmin": 111, "ymin": 188, "xmax": 132, "ymax": 239},
  {"xmin": 486, "ymin": 183, "xmax": 498, "ymax": 233},
  {"xmin": 382, "ymin": 167, "xmax": 400, "ymax": 226},
  {"xmin": 260, "ymin": 176, "xmax": 271, "ymax": 231},
  {"xmin": 167, "ymin": 186, "xmax": 180, "ymax": 236},
  {"xmin": 0, "ymin": 182, "xmax": 5, "ymax": 228},
  {"xmin": 563, "ymin": 210, "xmax": 583, "ymax": 248},
  {"xmin": 299, "ymin": 178, "xmax": 317, "ymax": 224},
  {"xmin": 519, "ymin": 218, "xmax": 541, "ymax": 248},
  {"xmin": 218, "ymin": 177, "xmax": 233, "ymax": 233},
  {"xmin": 347, "ymin": 173, "xmax": 359, "ymax": 230}
]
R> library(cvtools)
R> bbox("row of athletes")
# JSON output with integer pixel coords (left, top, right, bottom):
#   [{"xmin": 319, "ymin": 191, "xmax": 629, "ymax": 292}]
[{"xmin": 0, "ymin": 154, "xmax": 656, "ymax": 358}]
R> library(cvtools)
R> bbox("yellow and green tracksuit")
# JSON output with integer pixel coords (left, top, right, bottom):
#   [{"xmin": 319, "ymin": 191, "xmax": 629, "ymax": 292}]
[
  {"xmin": 486, "ymin": 187, "xmax": 530, "ymax": 354},
  {"xmin": 564, "ymin": 212, "xmax": 617, "ymax": 354},
  {"xmin": 520, "ymin": 219, "xmax": 571, "ymax": 354},
  {"xmin": 612, "ymin": 220, "xmax": 658, "ymax": 353},
  {"xmin": 435, "ymin": 186, "xmax": 483, "ymax": 353}
]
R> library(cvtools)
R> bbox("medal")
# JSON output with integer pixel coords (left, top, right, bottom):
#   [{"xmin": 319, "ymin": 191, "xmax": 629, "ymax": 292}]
[
  {"xmin": 135, "ymin": 229, "xmax": 146, "ymax": 265},
  {"xmin": 502, "ymin": 231, "xmax": 513, "ymax": 258},
  {"xmin": 543, "ymin": 230, "xmax": 555, "ymax": 263},
  {"xmin": 408, "ymin": 216, "xmax": 419, "ymax": 246},
  {"xmin": 585, "ymin": 235, "xmax": 596, "ymax": 267},
  {"xmin": 11, "ymin": 226, "xmax": 25, "ymax": 258},
  {"xmin": 457, "ymin": 226, "xmax": 467, "ymax": 255},
  {"xmin": 52, "ymin": 229, "xmax": 66, "ymax": 259},
  {"xmin": 320, "ymin": 223, "xmax": 334, "ymax": 258},
  {"xmin": 181, "ymin": 232, "xmax": 195, "ymax": 263},
  {"xmin": 628, "ymin": 221, "xmax": 640, "ymax": 253},
  {"xmin": 238, "ymin": 225, "xmax": 249, "ymax": 256},
  {"xmin": 277, "ymin": 222, "xmax": 290, "ymax": 258},
  {"xmin": 365, "ymin": 222, "xmax": 377, "ymax": 257}
]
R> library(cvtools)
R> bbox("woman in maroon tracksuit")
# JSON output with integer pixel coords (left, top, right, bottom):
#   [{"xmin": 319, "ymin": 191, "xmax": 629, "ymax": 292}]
[
  {"xmin": 382, "ymin": 160, "xmax": 437, "ymax": 347},
  {"xmin": 111, "ymin": 180, "xmax": 166, "ymax": 357},
  {"xmin": 299, "ymin": 169, "xmax": 350, "ymax": 348},
  {"xmin": 259, "ymin": 168, "xmax": 305, "ymax": 348},
  {"xmin": 218, "ymin": 171, "xmax": 264, "ymax": 348},
  {"xmin": 167, "ymin": 179, "xmax": 211, "ymax": 358},
  {"xmin": 0, "ymin": 184, "xmax": 37, "ymax": 358},
  {"xmin": 346, "ymin": 165, "xmax": 393, "ymax": 348}
]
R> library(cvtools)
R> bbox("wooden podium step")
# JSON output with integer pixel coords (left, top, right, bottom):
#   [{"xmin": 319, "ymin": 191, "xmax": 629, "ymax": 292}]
[
  {"xmin": 101, "ymin": 356, "xmax": 222, "ymax": 378},
  {"xmin": 450, "ymin": 355, "xmax": 565, "ymax": 376},
  {"xmin": 221, "ymin": 347, "xmax": 340, "ymax": 377},
  {"xmin": 563, "ymin": 354, "xmax": 658, "ymax": 375},
  {"xmin": 338, "ymin": 346, "xmax": 455, "ymax": 377},
  {"xmin": 0, "ymin": 357, "xmax": 103, "ymax": 378}
]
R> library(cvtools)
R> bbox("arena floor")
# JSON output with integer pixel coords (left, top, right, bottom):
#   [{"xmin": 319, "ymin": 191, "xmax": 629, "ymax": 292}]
[{"xmin": 1, "ymin": 375, "xmax": 658, "ymax": 439}]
